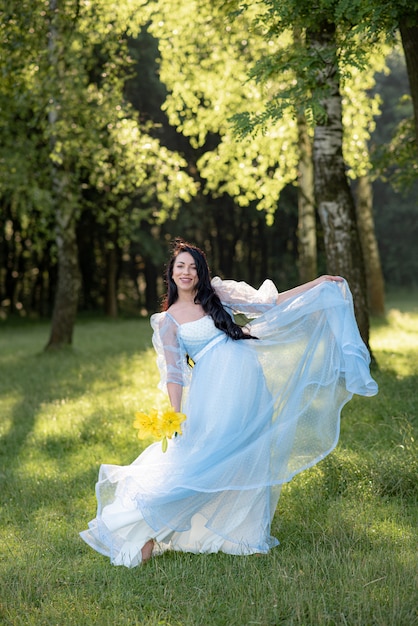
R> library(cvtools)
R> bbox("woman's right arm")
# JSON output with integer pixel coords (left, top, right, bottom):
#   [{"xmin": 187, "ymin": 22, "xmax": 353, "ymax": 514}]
[
  {"xmin": 151, "ymin": 313, "xmax": 186, "ymax": 399},
  {"xmin": 167, "ymin": 383, "xmax": 183, "ymax": 413}
]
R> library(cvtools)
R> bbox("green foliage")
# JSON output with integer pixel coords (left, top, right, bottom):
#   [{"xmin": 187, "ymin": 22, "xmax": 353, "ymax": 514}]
[
  {"xmin": 222, "ymin": 1, "xmax": 391, "ymax": 205},
  {"xmin": 375, "ymin": 113, "xmax": 417, "ymax": 189},
  {"xmin": 150, "ymin": 0, "xmax": 299, "ymax": 216},
  {"xmin": 231, "ymin": 1, "xmax": 389, "ymax": 156},
  {"xmin": 0, "ymin": 294, "xmax": 417, "ymax": 624},
  {"xmin": 0, "ymin": 0, "xmax": 197, "ymax": 249}
]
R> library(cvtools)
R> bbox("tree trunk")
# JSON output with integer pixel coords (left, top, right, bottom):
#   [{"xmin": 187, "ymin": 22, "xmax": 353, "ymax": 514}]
[
  {"xmin": 45, "ymin": 0, "xmax": 80, "ymax": 349},
  {"xmin": 294, "ymin": 27, "xmax": 317, "ymax": 283},
  {"xmin": 46, "ymin": 198, "xmax": 81, "ymax": 348},
  {"xmin": 399, "ymin": 16, "xmax": 418, "ymax": 146},
  {"xmin": 297, "ymin": 111, "xmax": 317, "ymax": 283},
  {"xmin": 308, "ymin": 21, "xmax": 371, "ymax": 352},
  {"xmin": 355, "ymin": 175, "xmax": 385, "ymax": 316},
  {"xmin": 104, "ymin": 245, "xmax": 119, "ymax": 318}
]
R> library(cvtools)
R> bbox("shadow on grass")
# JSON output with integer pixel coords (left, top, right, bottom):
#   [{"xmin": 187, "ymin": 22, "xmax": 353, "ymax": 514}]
[{"xmin": 0, "ymin": 319, "xmax": 152, "ymax": 469}]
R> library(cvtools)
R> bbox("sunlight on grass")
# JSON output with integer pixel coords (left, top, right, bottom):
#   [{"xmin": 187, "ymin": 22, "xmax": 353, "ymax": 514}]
[
  {"xmin": 0, "ymin": 398, "xmax": 18, "ymax": 436},
  {"xmin": 0, "ymin": 301, "xmax": 417, "ymax": 626},
  {"xmin": 371, "ymin": 306, "xmax": 418, "ymax": 377}
]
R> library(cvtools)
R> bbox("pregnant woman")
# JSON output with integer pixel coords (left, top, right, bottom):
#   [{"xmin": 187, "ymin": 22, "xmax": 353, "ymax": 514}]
[{"xmin": 80, "ymin": 239, "xmax": 378, "ymax": 567}]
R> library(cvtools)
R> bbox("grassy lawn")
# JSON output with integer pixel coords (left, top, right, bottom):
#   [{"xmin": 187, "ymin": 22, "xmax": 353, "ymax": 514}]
[{"xmin": 0, "ymin": 293, "xmax": 417, "ymax": 626}]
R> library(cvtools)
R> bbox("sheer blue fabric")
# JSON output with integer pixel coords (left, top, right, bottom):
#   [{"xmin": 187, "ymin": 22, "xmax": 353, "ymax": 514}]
[{"xmin": 80, "ymin": 278, "xmax": 377, "ymax": 567}]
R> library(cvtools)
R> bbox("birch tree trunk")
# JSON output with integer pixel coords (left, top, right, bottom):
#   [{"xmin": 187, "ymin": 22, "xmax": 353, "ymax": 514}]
[
  {"xmin": 308, "ymin": 21, "xmax": 371, "ymax": 351},
  {"xmin": 294, "ymin": 28, "xmax": 317, "ymax": 283},
  {"xmin": 355, "ymin": 175, "xmax": 385, "ymax": 316},
  {"xmin": 297, "ymin": 111, "xmax": 317, "ymax": 283},
  {"xmin": 45, "ymin": 0, "xmax": 81, "ymax": 349}
]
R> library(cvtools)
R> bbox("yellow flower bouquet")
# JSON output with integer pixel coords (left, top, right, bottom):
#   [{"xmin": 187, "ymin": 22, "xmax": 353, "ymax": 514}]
[{"xmin": 133, "ymin": 408, "xmax": 187, "ymax": 452}]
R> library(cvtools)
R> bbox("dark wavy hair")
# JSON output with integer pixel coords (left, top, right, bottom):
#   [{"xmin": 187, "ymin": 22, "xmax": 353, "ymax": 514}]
[{"xmin": 162, "ymin": 239, "xmax": 256, "ymax": 340}]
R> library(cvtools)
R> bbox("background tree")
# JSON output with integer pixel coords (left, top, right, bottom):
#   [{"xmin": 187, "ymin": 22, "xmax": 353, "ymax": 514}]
[
  {"xmin": 371, "ymin": 48, "xmax": 418, "ymax": 287},
  {"xmin": 0, "ymin": 0, "xmax": 196, "ymax": 343},
  {"xmin": 228, "ymin": 0, "xmax": 392, "ymax": 348},
  {"xmin": 309, "ymin": 18, "xmax": 370, "ymax": 346},
  {"xmin": 342, "ymin": 62, "xmax": 387, "ymax": 316},
  {"xmin": 294, "ymin": 28, "xmax": 317, "ymax": 283}
]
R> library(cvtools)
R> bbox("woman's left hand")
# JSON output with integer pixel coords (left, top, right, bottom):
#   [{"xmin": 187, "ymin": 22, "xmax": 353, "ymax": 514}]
[{"xmin": 312, "ymin": 275, "xmax": 344, "ymax": 286}]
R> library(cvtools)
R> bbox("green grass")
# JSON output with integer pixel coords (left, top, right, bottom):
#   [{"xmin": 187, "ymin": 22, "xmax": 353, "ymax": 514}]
[{"xmin": 0, "ymin": 296, "xmax": 417, "ymax": 626}]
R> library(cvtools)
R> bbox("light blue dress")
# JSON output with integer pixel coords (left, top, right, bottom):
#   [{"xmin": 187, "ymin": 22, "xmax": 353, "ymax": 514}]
[{"xmin": 80, "ymin": 278, "xmax": 378, "ymax": 567}]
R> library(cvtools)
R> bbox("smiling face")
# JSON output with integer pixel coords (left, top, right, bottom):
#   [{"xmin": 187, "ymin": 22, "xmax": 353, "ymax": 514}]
[{"xmin": 171, "ymin": 251, "xmax": 199, "ymax": 297}]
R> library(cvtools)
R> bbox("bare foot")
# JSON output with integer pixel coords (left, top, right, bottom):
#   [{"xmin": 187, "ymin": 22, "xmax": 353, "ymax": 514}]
[{"xmin": 141, "ymin": 539, "xmax": 154, "ymax": 563}]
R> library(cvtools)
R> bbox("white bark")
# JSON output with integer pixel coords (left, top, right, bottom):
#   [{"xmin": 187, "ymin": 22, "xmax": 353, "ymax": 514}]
[{"xmin": 309, "ymin": 21, "xmax": 371, "ymax": 350}]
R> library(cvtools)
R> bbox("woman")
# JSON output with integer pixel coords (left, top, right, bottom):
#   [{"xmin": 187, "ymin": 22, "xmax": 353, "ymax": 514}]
[{"xmin": 80, "ymin": 239, "xmax": 378, "ymax": 567}]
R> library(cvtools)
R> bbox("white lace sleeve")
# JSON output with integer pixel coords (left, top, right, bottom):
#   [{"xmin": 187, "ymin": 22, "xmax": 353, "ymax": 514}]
[
  {"xmin": 211, "ymin": 276, "xmax": 279, "ymax": 316},
  {"xmin": 150, "ymin": 312, "xmax": 185, "ymax": 393}
]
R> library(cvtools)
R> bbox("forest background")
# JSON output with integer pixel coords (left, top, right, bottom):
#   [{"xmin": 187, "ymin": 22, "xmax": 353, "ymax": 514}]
[{"xmin": 1, "ymin": 0, "xmax": 417, "ymax": 349}]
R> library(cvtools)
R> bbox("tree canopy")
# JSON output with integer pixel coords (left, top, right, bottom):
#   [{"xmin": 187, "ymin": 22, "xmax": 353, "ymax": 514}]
[{"xmin": 0, "ymin": 0, "xmax": 416, "ymax": 334}]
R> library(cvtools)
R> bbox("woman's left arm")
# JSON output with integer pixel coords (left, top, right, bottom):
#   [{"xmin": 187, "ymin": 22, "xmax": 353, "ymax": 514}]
[{"xmin": 276, "ymin": 275, "xmax": 344, "ymax": 305}]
